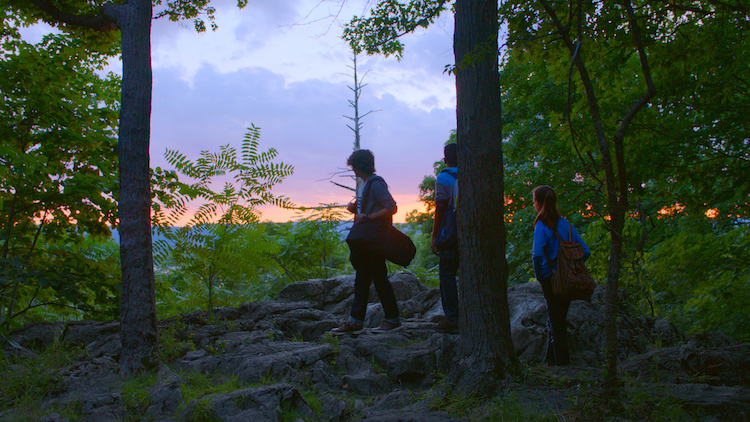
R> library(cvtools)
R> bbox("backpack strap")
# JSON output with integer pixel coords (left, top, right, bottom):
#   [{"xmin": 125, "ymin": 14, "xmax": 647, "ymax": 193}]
[
  {"xmin": 439, "ymin": 168, "xmax": 458, "ymax": 211},
  {"xmin": 439, "ymin": 168, "xmax": 458, "ymax": 181},
  {"xmin": 541, "ymin": 220, "xmax": 573, "ymax": 270}
]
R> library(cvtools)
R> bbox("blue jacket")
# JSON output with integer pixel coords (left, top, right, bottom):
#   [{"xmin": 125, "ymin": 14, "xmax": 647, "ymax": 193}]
[{"xmin": 532, "ymin": 216, "xmax": 590, "ymax": 281}]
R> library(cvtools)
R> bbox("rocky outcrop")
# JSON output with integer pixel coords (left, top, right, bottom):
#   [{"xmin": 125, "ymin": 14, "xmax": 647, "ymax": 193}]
[{"xmin": 3, "ymin": 273, "xmax": 748, "ymax": 421}]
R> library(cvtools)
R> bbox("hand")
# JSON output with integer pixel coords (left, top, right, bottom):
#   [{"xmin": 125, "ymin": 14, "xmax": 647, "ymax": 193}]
[
  {"xmin": 355, "ymin": 213, "xmax": 368, "ymax": 222},
  {"xmin": 430, "ymin": 237, "xmax": 438, "ymax": 255}
]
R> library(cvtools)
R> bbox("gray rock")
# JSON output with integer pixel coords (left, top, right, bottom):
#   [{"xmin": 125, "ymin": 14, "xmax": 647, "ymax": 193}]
[
  {"xmin": 7, "ymin": 322, "xmax": 65, "ymax": 350},
  {"xmin": 668, "ymin": 383, "xmax": 750, "ymax": 418},
  {"xmin": 622, "ymin": 336, "xmax": 750, "ymax": 386},
  {"xmin": 62, "ymin": 321, "xmax": 120, "ymax": 347},
  {"xmin": 181, "ymin": 383, "xmax": 315, "ymax": 422},
  {"xmin": 363, "ymin": 410, "xmax": 468, "ymax": 421},
  {"xmin": 320, "ymin": 393, "xmax": 349, "ymax": 421},
  {"xmin": 146, "ymin": 366, "xmax": 185, "ymax": 416},
  {"xmin": 38, "ymin": 413, "xmax": 69, "ymax": 422},
  {"xmin": 342, "ymin": 370, "xmax": 391, "ymax": 395},
  {"xmin": 369, "ymin": 390, "xmax": 419, "ymax": 411},
  {"xmin": 5, "ymin": 273, "xmax": 748, "ymax": 422}
]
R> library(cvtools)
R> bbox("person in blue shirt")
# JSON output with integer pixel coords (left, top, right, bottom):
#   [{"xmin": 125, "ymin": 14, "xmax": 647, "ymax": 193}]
[
  {"xmin": 532, "ymin": 185, "xmax": 590, "ymax": 365},
  {"xmin": 431, "ymin": 143, "xmax": 459, "ymax": 332}
]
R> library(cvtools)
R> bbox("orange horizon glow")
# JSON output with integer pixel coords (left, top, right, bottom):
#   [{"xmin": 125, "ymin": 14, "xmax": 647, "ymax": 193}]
[
  {"xmin": 258, "ymin": 197, "xmax": 428, "ymax": 224},
  {"xmin": 157, "ymin": 196, "xmax": 429, "ymax": 226}
]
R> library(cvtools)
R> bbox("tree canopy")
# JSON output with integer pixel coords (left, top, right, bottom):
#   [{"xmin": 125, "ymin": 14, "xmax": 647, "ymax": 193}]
[{"xmin": 0, "ymin": 32, "xmax": 120, "ymax": 330}]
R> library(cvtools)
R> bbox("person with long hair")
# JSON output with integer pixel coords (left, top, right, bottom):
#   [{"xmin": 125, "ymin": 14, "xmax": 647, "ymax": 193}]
[{"xmin": 532, "ymin": 185, "xmax": 590, "ymax": 365}]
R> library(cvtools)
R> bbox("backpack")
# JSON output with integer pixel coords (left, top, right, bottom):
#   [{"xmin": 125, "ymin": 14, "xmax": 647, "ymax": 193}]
[
  {"xmin": 434, "ymin": 170, "xmax": 458, "ymax": 251},
  {"xmin": 544, "ymin": 221, "xmax": 596, "ymax": 301}
]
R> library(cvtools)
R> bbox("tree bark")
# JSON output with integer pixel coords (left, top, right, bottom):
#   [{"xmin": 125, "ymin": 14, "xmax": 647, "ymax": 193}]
[
  {"xmin": 451, "ymin": 0, "xmax": 520, "ymax": 393},
  {"xmin": 20, "ymin": 0, "xmax": 160, "ymax": 376},
  {"xmin": 111, "ymin": 0, "xmax": 159, "ymax": 376}
]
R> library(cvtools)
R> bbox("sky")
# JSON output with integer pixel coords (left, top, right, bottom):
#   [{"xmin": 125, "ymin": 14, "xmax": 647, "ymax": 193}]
[{"xmin": 22, "ymin": 0, "xmax": 458, "ymax": 223}]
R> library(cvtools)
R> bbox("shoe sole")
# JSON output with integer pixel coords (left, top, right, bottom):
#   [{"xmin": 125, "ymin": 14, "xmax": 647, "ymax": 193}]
[
  {"xmin": 331, "ymin": 329, "xmax": 363, "ymax": 336},
  {"xmin": 371, "ymin": 325, "xmax": 404, "ymax": 334}
]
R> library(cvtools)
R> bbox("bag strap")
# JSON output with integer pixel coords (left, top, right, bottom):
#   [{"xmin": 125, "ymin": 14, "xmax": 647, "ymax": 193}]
[{"xmin": 359, "ymin": 175, "xmax": 384, "ymax": 216}]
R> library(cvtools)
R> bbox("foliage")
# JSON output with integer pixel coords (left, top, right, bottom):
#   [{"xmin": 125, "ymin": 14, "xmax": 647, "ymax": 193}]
[
  {"xmin": 645, "ymin": 220, "xmax": 750, "ymax": 342},
  {"xmin": 0, "ymin": 32, "xmax": 120, "ymax": 329},
  {"xmin": 343, "ymin": 0, "xmax": 450, "ymax": 58},
  {"xmin": 498, "ymin": 0, "xmax": 750, "ymax": 342},
  {"xmin": 158, "ymin": 320, "xmax": 197, "ymax": 362},
  {"xmin": 152, "ymin": 125, "xmax": 294, "ymax": 312},
  {"xmin": 9, "ymin": 0, "xmax": 252, "ymax": 375},
  {"xmin": 266, "ymin": 206, "xmax": 351, "ymax": 283},
  {"xmin": 0, "ymin": 341, "xmax": 87, "ymax": 416},
  {"xmin": 429, "ymin": 389, "xmax": 483, "ymax": 416},
  {"xmin": 154, "ymin": 224, "xmax": 275, "ymax": 316},
  {"xmin": 486, "ymin": 391, "xmax": 556, "ymax": 421},
  {"xmin": 1, "ymin": 235, "xmax": 121, "ymax": 328}
]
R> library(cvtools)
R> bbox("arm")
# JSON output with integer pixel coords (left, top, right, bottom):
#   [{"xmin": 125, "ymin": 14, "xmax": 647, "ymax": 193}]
[
  {"xmin": 570, "ymin": 224, "xmax": 591, "ymax": 261},
  {"xmin": 533, "ymin": 255, "xmax": 545, "ymax": 282},
  {"xmin": 532, "ymin": 222, "xmax": 549, "ymax": 281},
  {"xmin": 357, "ymin": 179, "xmax": 397, "ymax": 221},
  {"xmin": 362, "ymin": 206, "xmax": 396, "ymax": 221}
]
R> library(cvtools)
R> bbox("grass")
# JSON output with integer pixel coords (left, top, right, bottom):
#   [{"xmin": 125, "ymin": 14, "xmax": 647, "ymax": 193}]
[
  {"xmin": 0, "ymin": 341, "xmax": 86, "ymax": 419},
  {"xmin": 429, "ymin": 389, "xmax": 485, "ymax": 416},
  {"xmin": 159, "ymin": 321, "xmax": 197, "ymax": 363},
  {"xmin": 121, "ymin": 371, "xmax": 159, "ymax": 419},
  {"xmin": 485, "ymin": 392, "xmax": 558, "ymax": 422},
  {"xmin": 176, "ymin": 370, "xmax": 249, "ymax": 421}
]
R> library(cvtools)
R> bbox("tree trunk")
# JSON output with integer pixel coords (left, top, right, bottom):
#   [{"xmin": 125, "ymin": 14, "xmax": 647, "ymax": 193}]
[
  {"xmin": 113, "ymin": 0, "xmax": 159, "ymax": 376},
  {"xmin": 451, "ymin": 0, "xmax": 520, "ymax": 393},
  {"xmin": 536, "ymin": 0, "xmax": 655, "ymax": 404}
]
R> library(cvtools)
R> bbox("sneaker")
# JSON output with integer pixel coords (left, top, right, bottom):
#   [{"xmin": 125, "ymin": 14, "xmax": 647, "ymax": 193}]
[
  {"xmin": 371, "ymin": 320, "xmax": 403, "ymax": 334},
  {"xmin": 331, "ymin": 321, "xmax": 364, "ymax": 336},
  {"xmin": 435, "ymin": 320, "xmax": 459, "ymax": 333}
]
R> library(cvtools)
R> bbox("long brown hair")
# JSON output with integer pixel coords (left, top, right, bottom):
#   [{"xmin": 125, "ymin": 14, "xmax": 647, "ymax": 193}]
[{"xmin": 533, "ymin": 185, "xmax": 561, "ymax": 230}]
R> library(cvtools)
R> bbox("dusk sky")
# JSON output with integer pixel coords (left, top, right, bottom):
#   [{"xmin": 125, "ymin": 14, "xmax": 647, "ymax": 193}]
[{"xmin": 23, "ymin": 0, "xmax": 458, "ymax": 223}]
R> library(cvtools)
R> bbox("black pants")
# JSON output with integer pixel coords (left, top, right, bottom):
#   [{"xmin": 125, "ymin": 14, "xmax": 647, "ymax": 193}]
[
  {"xmin": 349, "ymin": 247, "xmax": 400, "ymax": 324},
  {"xmin": 540, "ymin": 276, "xmax": 571, "ymax": 365},
  {"xmin": 438, "ymin": 249, "xmax": 459, "ymax": 323}
]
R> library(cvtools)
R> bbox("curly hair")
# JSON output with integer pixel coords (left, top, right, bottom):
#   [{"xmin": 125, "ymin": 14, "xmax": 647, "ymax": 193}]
[{"xmin": 347, "ymin": 149, "xmax": 376, "ymax": 175}]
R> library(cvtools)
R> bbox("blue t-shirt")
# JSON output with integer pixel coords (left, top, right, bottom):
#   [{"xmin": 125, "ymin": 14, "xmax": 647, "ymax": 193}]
[{"xmin": 532, "ymin": 216, "xmax": 590, "ymax": 280}]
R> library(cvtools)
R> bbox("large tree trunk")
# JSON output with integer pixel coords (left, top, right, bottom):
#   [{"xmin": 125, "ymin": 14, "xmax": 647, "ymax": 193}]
[
  {"xmin": 112, "ymin": 0, "xmax": 159, "ymax": 376},
  {"xmin": 24, "ymin": 0, "xmax": 160, "ymax": 377},
  {"xmin": 451, "ymin": 0, "xmax": 520, "ymax": 393}
]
